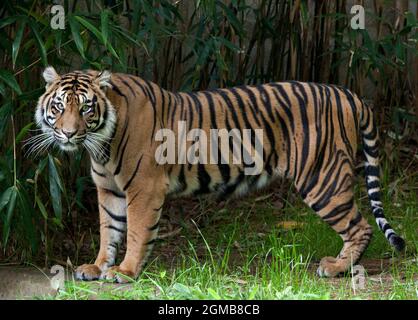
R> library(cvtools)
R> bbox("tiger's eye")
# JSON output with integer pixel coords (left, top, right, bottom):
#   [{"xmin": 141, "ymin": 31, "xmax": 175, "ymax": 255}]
[{"xmin": 81, "ymin": 104, "xmax": 91, "ymax": 113}]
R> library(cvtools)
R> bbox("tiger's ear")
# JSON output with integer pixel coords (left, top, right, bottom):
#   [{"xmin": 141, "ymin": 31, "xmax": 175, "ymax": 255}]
[
  {"xmin": 43, "ymin": 66, "xmax": 60, "ymax": 86},
  {"xmin": 95, "ymin": 70, "xmax": 112, "ymax": 90}
]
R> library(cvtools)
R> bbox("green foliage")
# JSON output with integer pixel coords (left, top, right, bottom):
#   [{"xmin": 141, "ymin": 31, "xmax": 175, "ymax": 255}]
[{"xmin": 0, "ymin": 0, "xmax": 416, "ymax": 262}]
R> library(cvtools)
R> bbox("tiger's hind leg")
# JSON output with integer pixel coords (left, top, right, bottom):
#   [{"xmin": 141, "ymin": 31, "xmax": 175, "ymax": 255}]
[
  {"xmin": 315, "ymin": 199, "xmax": 373, "ymax": 277},
  {"xmin": 300, "ymin": 165, "xmax": 373, "ymax": 277}
]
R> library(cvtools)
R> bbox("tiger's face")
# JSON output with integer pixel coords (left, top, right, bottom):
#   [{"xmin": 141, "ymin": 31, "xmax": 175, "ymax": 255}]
[{"xmin": 33, "ymin": 67, "xmax": 116, "ymax": 160}]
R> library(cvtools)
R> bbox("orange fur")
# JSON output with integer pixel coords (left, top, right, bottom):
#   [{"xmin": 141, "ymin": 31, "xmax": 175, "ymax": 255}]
[{"xmin": 35, "ymin": 68, "xmax": 404, "ymax": 282}]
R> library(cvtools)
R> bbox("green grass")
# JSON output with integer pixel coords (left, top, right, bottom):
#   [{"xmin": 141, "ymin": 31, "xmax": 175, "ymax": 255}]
[{"xmin": 48, "ymin": 174, "xmax": 418, "ymax": 300}]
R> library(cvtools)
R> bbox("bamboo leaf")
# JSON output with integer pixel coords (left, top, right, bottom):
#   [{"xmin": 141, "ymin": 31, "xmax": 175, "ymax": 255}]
[
  {"xmin": 0, "ymin": 102, "xmax": 12, "ymax": 141},
  {"xmin": 15, "ymin": 122, "xmax": 33, "ymax": 145},
  {"xmin": 0, "ymin": 70, "xmax": 22, "ymax": 95},
  {"xmin": 17, "ymin": 184, "xmax": 39, "ymax": 252},
  {"xmin": 74, "ymin": 15, "xmax": 104, "ymax": 42},
  {"xmin": 107, "ymin": 43, "xmax": 120, "ymax": 61},
  {"xmin": 0, "ymin": 186, "xmax": 14, "ymax": 212},
  {"xmin": 48, "ymin": 154, "xmax": 63, "ymax": 222},
  {"xmin": 12, "ymin": 20, "xmax": 26, "ymax": 69},
  {"xmin": 35, "ymin": 196, "xmax": 48, "ymax": 220},
  {"xmin": 101, "ymin": 10, "xmax": 110, "ymax": 46},
  {"xmin": 0, "ymin": 16, "xmax": 17, "ymax": 29},
  {"xmin": 29, "ymin": 21, "xmax": 48, "ymax": 67},
  {"xmin": 0, "ymin": 82, "xmax": 5, "ymax": 97},
  {"xmin": 216, "ymin": 36, "xmax": 241, "ymax": 52},
  {"xmin": 218, "ymin": 2, "xmax": 244, "ymax": 36},
  {"xmin": 69, "ymin": 16, "xmax": 86, "ymax": 59},
  {"xmin": 17, "ymin": 87, "xmax": 44, "ymax": 101},
  {"xmin": 2, "ymin": 186, "xmax": 17, "ymax": 248}
]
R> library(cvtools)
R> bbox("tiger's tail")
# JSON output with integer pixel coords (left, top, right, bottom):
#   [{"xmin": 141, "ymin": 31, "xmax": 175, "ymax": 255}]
[{"xmin": 360, "ymin": 101, "xmax": 405, "ymax": 251}]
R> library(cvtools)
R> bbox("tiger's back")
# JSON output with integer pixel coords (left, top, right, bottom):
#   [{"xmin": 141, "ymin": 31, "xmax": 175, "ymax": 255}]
[{"xmin": 157, "ymin": 81, "xmax": 362, "ymax": 201}]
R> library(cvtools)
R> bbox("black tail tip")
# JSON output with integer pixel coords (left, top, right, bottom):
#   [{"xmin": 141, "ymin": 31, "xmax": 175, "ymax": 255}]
[{"xmin": 389, "ymin": 235, "xmax": 406, "ymax": 251}]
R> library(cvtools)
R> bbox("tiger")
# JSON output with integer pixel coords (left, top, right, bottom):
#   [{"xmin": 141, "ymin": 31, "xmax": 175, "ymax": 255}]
[{"xmin": 34, "ymin": 66, "xmax": 405, "ymax": 283}]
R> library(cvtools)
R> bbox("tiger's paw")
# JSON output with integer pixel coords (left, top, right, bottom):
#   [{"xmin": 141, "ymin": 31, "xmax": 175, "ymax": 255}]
[
  {"xmin": 75, "ymin": 264, "xmax": 102, "ymax": 281},
  {"xmin": 101, "ymin": 266, "xmax": 136, "ymax": 283},
  {"xmin": 316, "ymin": 256, "xmax": 345, "ymax": 278}
]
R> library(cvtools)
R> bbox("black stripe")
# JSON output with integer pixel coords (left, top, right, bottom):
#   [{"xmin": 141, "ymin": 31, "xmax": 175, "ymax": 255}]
[
  {"xmin": 368, "ymin": 192, "xmax": 381, "ymax": 201},
  {"xmin": 190, "ymin": 92, "xmax": 203, "ymax": 129},
  {"xmin": 127, "ymin": 190, "xmax": 141, "ymax": 207},
  {"xmin": 234, "ymin": 86, "xmax": 261, "ymax": 126},
  {"xmin": 332, "ymin": 86, "xmax": 353, "ymax": 158},
  {"xmin": 170, "ymin": 93, "xmax": 179, "ymax": 129},
  {"xmin": 119, "ymin": 78, "xmax": 136, "ymax": 97},
  {"xmin": 143, "ymin": 82, "xmax": 158, "ymax": 143},
  {"xmin": 101, "ymin": 204, "xmax": 127, "ymax": 223},
  {"xmin": 153, "ymin": 204, "xmax": 164, "ymax": 211},
  {"xmin": 364, "ymin": 144, "xmax": 379, "ymax": 158},
  {"xmin": 257, "ymin": 85, "xmax": 276, "ymax": 123},
  {"xmin": 365, "ymin": 165, "xmax": 379, "ymax": 177},
  {"xmin": 115, "ymin": 118, "xmax": 129, "ymax": 162},
  {"xmin": 275, "ymin": 109, "xmax": 291, "ymax": 178},
  {"xmin": 382, "ymin": 223, "xmax": 393, "ymax": 233},
  {"xmin": 104, "ymin": 188, "xmax": 125, "ymax": 198},
  {"xmin": 128, "ymin": 76, "xmax": 148, "ymax": 97},
  {"xmin": 177, "ymin": 165, "xmax": 187, "ymax": 193},
  {"xmin": 110, "ymin": 81, "xmax": 127, "ymax": 101},
  {"xmin": 298, "ymin": 83, "xmax": 323, "ymax": 194},
  {"xmin": 148, "ymin": 221, "xmax": 160, "ymax": 231},
  {"xmin": 185, "ymin": 94, "xmax": 195, "ymax": 132},
  {"xmin": 323, "ymin": 199, "xmax": 354, "ymax": 226},
  {"xmin": 202, "ymin": 91, "xmax": 231, "ymax": 184},
  {"xmin": 194, "ymin": 164, "xmax": 211, "ymax": 195},
  {"xmin": 291, "ymin": 82, "xmax": 310, "ymax": 184},
  {"xmin": 268, "ymin": 83, "xmax": 295, "ymax": 132},
  {"xmin": 144, "ymin": 80, "xmax": 156, "ymax": 104},
  {"xmin": 166, "ymin": 92, "xmax": 173, "ymax": 125},
  {"xmin": 362, "ymin": 126, "xmax": 377, "ymax": 140},
  {"xmin": 310, "ymin": 153, "xmax": 350, "ymax": 211},
  {"xmin": 338, "ymin": 212, "xmax": 363, "ymax": 235},
  {"xmin": 360, "ymin": 102, "xmax": 371, "ymax": 131},
  {"xmin": 92, "ymin": 166, "xmax": 106, "ymax": 177},
  {"xmin": 244, "ymin": 87, "xmax": 276, "ymax": 172},
  {"xmin": 219, "ymin": 170, "xmax": 245, "ymax": 200},
  {"xmin": 114, "ymin": 135, "xmax": 130, "ymax": 175},
  {"xmin": 159, "ymin": 87, "xmax": 166, "ymax": 125},
  {"xmin": 146, "ymin": 238, "xmax": 157, "ymax": 246},
  {"xmin": 108, "ymin": 243, "xmax": 118, "ymax": 249},
  {"xmin": 123, "ymin": 155, "xmax": 143, "ymax": 191},
  {"xmin": 107, "ymin": 225, "xmax": 125, "ymax": 233},
  {"xmin": 340, "ymin": 87, "xmax": 360, "ymax": 132}
]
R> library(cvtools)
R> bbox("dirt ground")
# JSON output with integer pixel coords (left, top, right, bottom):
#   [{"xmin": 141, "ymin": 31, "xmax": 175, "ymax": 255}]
[
  {"xmin": 0, "ymin": 266, "xmax": 61, "ymax": 299},
  {"xmin": 0, "ymin": 258, "xmax": 415, "ymax": 300}
]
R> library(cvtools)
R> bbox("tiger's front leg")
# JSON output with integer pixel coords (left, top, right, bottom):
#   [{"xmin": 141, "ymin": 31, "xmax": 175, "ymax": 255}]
[
  {"xmin": 75, "ymin": 187, "xmax": 127, "ymax": 281},
  {"xmin": 101, "ymin": 177, "xmax": 166, "ymax": 283}
]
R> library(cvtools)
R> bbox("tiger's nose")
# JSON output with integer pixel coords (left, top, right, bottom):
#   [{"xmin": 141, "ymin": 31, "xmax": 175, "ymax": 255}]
[{"xmin": 62, "ymin": 129, "xmax": 77, "ymax": 139}]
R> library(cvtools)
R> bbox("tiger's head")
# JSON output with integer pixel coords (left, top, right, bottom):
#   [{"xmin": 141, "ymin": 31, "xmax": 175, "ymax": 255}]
[{"xmin": 33, "ymin": 67, "xmax": 116, "ymax": 161}]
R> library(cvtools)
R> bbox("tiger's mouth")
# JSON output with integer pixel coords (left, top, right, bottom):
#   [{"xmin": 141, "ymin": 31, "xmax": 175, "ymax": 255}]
[
  {"xmin": 57, "ymin": 141, "xmax": 80, "ymax": 151},
  {"xmin": 53, "ymin": 133, "xmax": 84, "ymax": 151}
]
